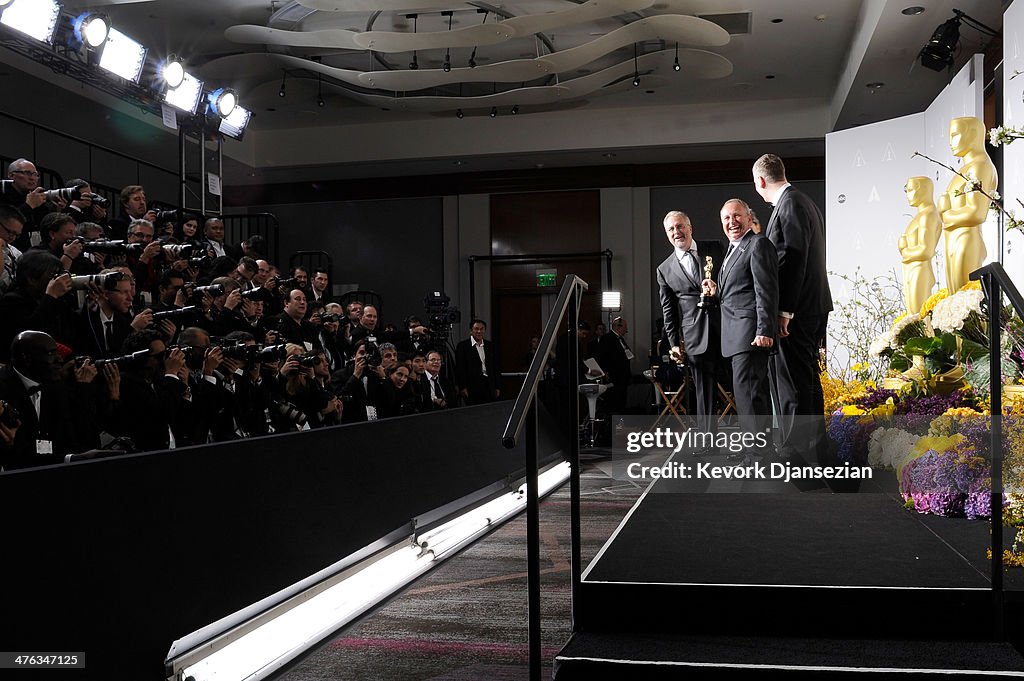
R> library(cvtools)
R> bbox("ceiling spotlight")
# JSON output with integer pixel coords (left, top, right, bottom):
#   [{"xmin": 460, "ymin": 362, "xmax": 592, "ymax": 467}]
[
  {"xmin": 410, "ymin": 53, "xmax": 418, "ymax": 70},
  {"xmin": 919, "ymin": 15, "xmax": 960, "ymax": 71},
  {"xmin": 443, "ymin": 57, "xmax": 451, "ymax": 73},
  {"xmin": 456, "ymin": 109, "xmax": 464, "ymax": 119},
  {"xmin": 278, "ymin": 71, "xmax": 286, "ymax": 97},
  {"xmin": 207, "ymin": 88, "xmax": 237, "ymax": 118},
  {"xmin": 511, "ymin": 104, "xmax": 519, "ymax": 115},
  {"xmin": 316, "ymin": 71, "xmax": 325, "ymax": 108},
  {"xmin": 73, "ymin": 13, "xmax": 110, "ymax": 49},
  {"xmin": 161, "ymin": 56, "xmax": 185, "ymax": 89},
  {"xmin": 318, "ymin": 96, "xmax": 325, "ymax": 107},
  {"xmin": 632, "ymin": 43, "xmax": 640, "ymax": 87},
  {"xmin": 489, "ymin": 106, "xmax": 497, "ymax": 118},
  {"xmin": 918, "ymin": 9, "xmax": 996, "ymax": 72},
  {"xmin": 1, "ymin": 0, "xmax": 61, "ymax": 44},
  {"xmin": 633, "ymin": 76, "xmax": 640, "ymax": 87},
  {"xmin": 468, "ymin": 56, "xmax": 477, "ymax": 68},
  {"xmin": 673, "ymin": 41, "xmax": 681, "ymax": 71}
]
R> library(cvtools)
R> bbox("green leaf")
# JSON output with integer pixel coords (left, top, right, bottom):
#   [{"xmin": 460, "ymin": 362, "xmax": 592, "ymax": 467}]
[
  {"xmin": 905, "ymin": 336, "xmax": 944, "ymax": 357},
  {"xmin": 890, "ymin": 354, "xmax": 911, "ymax": 372}
]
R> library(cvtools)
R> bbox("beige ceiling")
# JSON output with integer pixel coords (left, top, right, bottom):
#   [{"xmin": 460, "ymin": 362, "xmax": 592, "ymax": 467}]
[{"xmin": 8, "ymin": 0, "xmax": 1009, "ymax": 179}]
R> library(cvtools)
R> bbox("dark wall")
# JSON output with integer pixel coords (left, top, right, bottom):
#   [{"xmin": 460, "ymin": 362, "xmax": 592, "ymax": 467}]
[
  {"xmin": 0, "ymin": 402, "xmax": 565, "ymax": 680},
  {"xmin": 234, "ymin": 197, "xmax": 444, "ymax": 324}
]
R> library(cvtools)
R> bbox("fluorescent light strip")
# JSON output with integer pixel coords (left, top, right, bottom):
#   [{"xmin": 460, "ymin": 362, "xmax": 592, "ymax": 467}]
[
  {"xmin": 177, "ymin": 461, "xmax": 571, "ymax": 681},
  {"xmin": 98, "ymin": 28, "xmax": 147, "ymax": 83},
  {"xmin": 0, "ymin": 0, "xmax": 61, "ymax": 44}
]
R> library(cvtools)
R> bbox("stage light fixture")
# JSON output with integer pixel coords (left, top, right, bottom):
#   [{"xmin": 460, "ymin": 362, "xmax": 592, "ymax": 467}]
[
  {"xmin": 72, "ymin": 13, "xmax": 110, "ymax": 49},
  {"xmin": 919, "ymin": 15, "xmax": 960, "ymax": 71},
  {"xmin": 207, "ymin": 87, "xmax": 237, "ymax": 118},
  {"xmin": 218, "ymin": 105, "xmax": 251, "ymax": 140},
  {"xmin": 602, "ymin": 291, "xmax": 622, "ymax": 311},
  {"xmin": 0, "ymin": 0, "xmax": 61, "ymax": 44},
  {"xmin": 673, "ymin": 42, "xmax": 681, "ymax": 71},
  {"xmin": 278, "ymin": 71, "xmax": 286, "ymax": 97},
  {"xmin": 456, "ymin": 108, "xmax": 464, "ymax": 119},
  {"xmin": 489, "ymin": 106, "xmax": 497, "ymax": 117},
  {"xmin": 164, "ymin": 71, "xmax": 204, "ymax": 114},
  {"xmin": 511, "ymin": 104, "xmax": 519, "ymax": 115},
  {"xmin": 98, "ymin": 27, "xmax": 148, "ymax": 83},
  {"xmin": 161, "ymin": 56, "xmax": 185, "ymax": 89}
]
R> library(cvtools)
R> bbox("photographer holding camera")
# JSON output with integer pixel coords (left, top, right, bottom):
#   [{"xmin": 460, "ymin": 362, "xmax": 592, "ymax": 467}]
[
  {"xmin": 270, "ymin": 343, "xmax": 335, "ymax": 430},
  {"xmin": 0, "ymin": 159, "xmax": 65, "ymax": 236},
  {"xmin": 63, "ymin": 179, "xmax": 108, "ymax": 228},
  {"xmin": 0, "ymin": 250, "xmax": 77, "ymax": 361},
  {"xmin": 30, "ymin": 212, "xmax": 84, "ymax": 277},
  {"xmin": 76, "ymin": 271, "xmax": 169, "ymax": 358},
  {"xmin": 108, "ymin": 185, "xmax": 157, "ymax": 241},
  {"xmin": 124, "ymin": 219, "xmax": 164, "ymax": 301},
  {"xmin": 0, "ymin": 205, "xmax": 25, "ymax": 296},
  {"xmin": 104, "ymin": 329, "xmax": 190, "ymax": 451},
  {"xmin": 0, "ymin": 330, "xmax": 102, "ymax": 470}
]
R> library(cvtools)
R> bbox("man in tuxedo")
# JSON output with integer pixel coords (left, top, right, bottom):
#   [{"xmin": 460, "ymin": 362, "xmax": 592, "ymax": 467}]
[
  {"xmin": 454, "ymin": 319, "xmax": 501, "ymax": 405},
  {"xmin": 703, "ymin": 199, "xmax": 778, "ymax": 457},
  {"xmin": 752, "ymin": 154, "xmax": 832, "ymax": 463},
  {"xmin": 595, "ymin": 316, "xmax": 633, "ymax": 416},
  {"xmin": 76, "ymin": 273, "xmax": 151, "ymax": 358},
  {"xmin": 203, "ymin": 217, "xmax": 242, "ymax": 260},
  {"xmin": 310, "ymin": 268, "xmax": 331, "ymax": 305},
  {"xmin": 656, "ymin": 210, "xmax": 725, "ymax": 437}
]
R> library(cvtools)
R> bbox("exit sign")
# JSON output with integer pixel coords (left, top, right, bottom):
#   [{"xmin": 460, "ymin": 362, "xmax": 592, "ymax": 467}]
[{"xmin": 537, "ymin": 270, "xmax": 557, "ymax": 287}]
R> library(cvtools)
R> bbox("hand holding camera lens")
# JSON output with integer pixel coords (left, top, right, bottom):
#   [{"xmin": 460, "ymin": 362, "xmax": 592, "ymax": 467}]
[
  {"xmin": 74, "ymin": 358, "xmax": 98, "ymax": 384},
  {"xmin": 131, "ymin": 308, "xmax": 154, "ymax": 331},
  {"xmin": 102, "ymin": 363, "xmax": 121, "ymax": 401},
  {"xmin": 139, "ymin": 240, "xmax": 163, "ymax": 264},
  {"xmin": 25, "ymin": 187, "xmax": 47, "ymax": 210},
  {"xmin": 203, "ymin": 346, "xmax": 224, "ymax": 376},
  {"xmin": 224, "ymin": 288, "xmax": 242, "ymax": 311},
  {"xmin": 46, "ymin": 272, "xmax": 72, "ymax": 299},
  {"xmin": 164, "ymin": 347, "xmax": 186, "ymax": 375},
  {"xmin": 63, "ymin": 238, "xmax": 84, "ymax": 261}
]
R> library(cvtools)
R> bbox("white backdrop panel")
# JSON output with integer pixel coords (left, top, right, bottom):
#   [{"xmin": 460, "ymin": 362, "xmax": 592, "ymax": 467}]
[
  {"xmin": 1004, "ymin": 0, "xmax": 1024, "ymax": 287},
  {"xmin": 825, "ymin": 59, "xmax": 983, "ymax": 370}
]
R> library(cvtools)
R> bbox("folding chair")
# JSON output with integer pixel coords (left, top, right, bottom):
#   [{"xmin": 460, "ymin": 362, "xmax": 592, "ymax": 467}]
[
  {"xmin": 717, "ymin": 383, "xmax": 737, "ymax": 421},
  {"xmin": 644, "ymin": 368, "xmax": 687, "ymax": 430}
]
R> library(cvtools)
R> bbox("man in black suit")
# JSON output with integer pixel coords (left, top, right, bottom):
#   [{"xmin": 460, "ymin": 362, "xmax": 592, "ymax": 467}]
[
  {"xmin": 595, "ymin": 316, "xmax": 632, "ymax": 416},
  {"xmin": 752, "ymin": 154, "xmax": 832, "ymax": 463},
  {"xmin": 454, "ymin": 318, "xmax": 501, "ymax": 405},
  {"xmin": 77, "ymin": 273, "xmax": 150, "ymax": 358},
  {"xmin": 203, "ymin": 217, "xmax": 242, "ymax": 260},
  {"xmin": 657, "ymin": 210, "xmax": 724, "ymax": 436},
  {"xmin": 703, "ymin": 199, "xmax": 778, "ymax": 456}
]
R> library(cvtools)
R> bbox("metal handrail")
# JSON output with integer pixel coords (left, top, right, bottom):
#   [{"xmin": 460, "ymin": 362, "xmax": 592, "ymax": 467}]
[
  {"xmin": 502, "ymin": 273, "xmax": 587, "ymax": 681},
  {"xmin": 969, "ymin": 262, "xmax": 1023, "ymax": 640}
]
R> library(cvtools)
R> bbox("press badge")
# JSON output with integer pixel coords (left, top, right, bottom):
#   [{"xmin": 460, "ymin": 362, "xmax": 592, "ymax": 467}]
[{"xmin": 36, "ymin": 439, "xmax": 53, "ymax": 455}]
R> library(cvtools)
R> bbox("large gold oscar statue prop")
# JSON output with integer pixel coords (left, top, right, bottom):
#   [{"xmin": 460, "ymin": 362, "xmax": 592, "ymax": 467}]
[
  {"xmin": 898, "ymin": 177, "xmax": 940, "ymax": 314},
  {"xmin": 937, "ymin": 116, "xmax": 996, "ymax": 292}
]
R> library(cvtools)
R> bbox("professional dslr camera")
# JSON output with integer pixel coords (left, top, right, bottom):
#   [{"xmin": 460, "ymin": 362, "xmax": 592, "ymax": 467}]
[
  {"xmin": 66, "ymin": 270, "xmax": 125, "ymax": 291},
  {"xmin": 80, "ymin": 239, "xmax": 145, "ymax": 257},
  {"xmin": 423, "ymin": 291, "xmax": 461, "ymax": 345}
]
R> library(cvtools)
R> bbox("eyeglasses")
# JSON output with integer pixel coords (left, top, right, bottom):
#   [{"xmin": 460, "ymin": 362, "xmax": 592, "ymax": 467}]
[
  {"xmin": 0, "ymin": 221, "xmax": 22, "ymax": 238},
  {"xmin": 10, "ymin": 170, "xmax": 39, "ymax": 178}
]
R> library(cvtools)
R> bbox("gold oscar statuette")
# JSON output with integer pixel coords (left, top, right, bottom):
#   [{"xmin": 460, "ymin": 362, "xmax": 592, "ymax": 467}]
[{"xmin": 697, "ymin": 256, "xmax": 714, "ymax": 310}]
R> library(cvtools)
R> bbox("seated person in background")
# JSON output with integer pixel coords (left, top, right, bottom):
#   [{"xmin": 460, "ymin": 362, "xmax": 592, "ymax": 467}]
[
  {"xmin": 309, "ymin": 301, "xmax": 345, "ymax": 371},
  {"xmin": 229, "ymin": 256, "xmax": 258, "ymax": 290},
  {"xmin": 241, "ymin": 234, "xmax": 266, "ymax": 261},
  {"xmin": 203, "ymin": 217, "xmax": 241, "ymax": 260},
  {"xmin": 104, "ymin": 329, "xmax": 189, "ymax": 451},
  {"xmin": 0, "ymin": 330, "xmax": 103, "ymax": 470},
  {"xmin": 331, "ymin": 339, "xmax": 375, "ymax": 423},
  {"xmin": 373, "ymin": 363, "xmax": 419, "ymax": 419},
  {"xmin": 205, "ymin": 276, "xmax": 255, "ymax": 337},
  {"xmin": 420, "ymin": 349, "xmax": 454, "ymax": 411},
  {"xmin": 177, "ymin": 326, "xmax": 237, "ymax": 444},
  {"xmin": 178, "ymin": 213, "xmax": 205, "ymax": 250},
  {"xmin": 217, "ymin": 330, "xmax": 274, "ymax": 438},
  {"xmin": 349, "ymin": 303, "xmax": 379, "ymax": 348},
  {"xmin": 124, "ymin": 218, "xmax": 165, "ymax": 303},
  {"xmin": 310, "ymin": 267, "xmax": 330, "ymax": 304},
  {"xmin": 0, "ymin": 250, "xmax": 77, "ymax": 361}
]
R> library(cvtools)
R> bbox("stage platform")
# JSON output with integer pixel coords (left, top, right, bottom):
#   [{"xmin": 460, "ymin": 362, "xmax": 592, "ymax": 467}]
[{"xmin": 554, "ymin": 451, "xmax": 1024, "ymax": 679}]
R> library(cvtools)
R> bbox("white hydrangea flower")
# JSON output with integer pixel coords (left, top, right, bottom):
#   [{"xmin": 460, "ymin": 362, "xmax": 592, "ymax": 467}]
[{"xmin": 932, "ymin": 289, "xmax": 984, "ymax": 333}]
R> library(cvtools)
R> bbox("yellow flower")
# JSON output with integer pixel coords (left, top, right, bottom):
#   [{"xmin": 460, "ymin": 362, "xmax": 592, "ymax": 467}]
[
  {"xmin": 958, "ymin": 281, "xmax": 982, "ymax": 292},
  {"xmin": 892, "ymin": 312, "xmax": 908, "ymax": 328},
  {"xmin": 842, "ymin": 405, "xmax": 866, "ymax": 416},
  {"xmin": 919, "ymin": 288, "xmax": 949, "ymax": 317}
]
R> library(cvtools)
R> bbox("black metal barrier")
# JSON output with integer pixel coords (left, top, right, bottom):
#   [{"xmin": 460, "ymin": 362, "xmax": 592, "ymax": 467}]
[{"xmin": 0, "ymin": 402, "xmax": 565, "ymax": 679}]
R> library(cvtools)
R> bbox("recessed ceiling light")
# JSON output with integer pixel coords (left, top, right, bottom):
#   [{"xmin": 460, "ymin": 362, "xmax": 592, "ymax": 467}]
[
  {"xmin": 866, "ymin": 81, "xmax": 885, "ymax": 89},
  {"xmin": 765, "ymin": 74, "xmax": 776, "ymax": 79},
  {"xmin": 901, "ymin": 6, "xmax": 926, "ymax": 16},
  {"xmin": 645, "ymin": 89, "xmax": 655, "ymax": 94},
  {"xmin": 770, "ymin": 18, "xmax": 783, "ymax": 23}
]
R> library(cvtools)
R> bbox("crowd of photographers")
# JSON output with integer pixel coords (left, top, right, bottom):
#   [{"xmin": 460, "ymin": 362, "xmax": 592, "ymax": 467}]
[{"xmin": 0, "ymin": 158, "xmax": 503, "ymax": 471}]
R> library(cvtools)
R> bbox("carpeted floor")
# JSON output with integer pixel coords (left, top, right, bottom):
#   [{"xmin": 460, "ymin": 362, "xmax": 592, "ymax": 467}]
[{"xmin": 279, "ymin": 455, "xmax": 644, "ymax": 681}]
